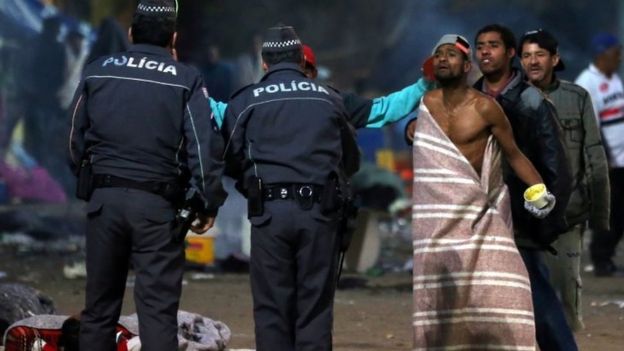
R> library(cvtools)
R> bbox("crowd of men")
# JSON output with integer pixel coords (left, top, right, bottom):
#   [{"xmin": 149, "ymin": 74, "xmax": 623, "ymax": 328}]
[{"xmin": 59, "ymin": 0, "xmax": 624, "ymax": 350}]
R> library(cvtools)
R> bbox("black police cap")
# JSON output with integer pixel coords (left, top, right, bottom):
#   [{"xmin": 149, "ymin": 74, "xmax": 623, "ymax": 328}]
[{"xmin": 262, "ymin": 25, "xmax": 302, "ymax": 54}]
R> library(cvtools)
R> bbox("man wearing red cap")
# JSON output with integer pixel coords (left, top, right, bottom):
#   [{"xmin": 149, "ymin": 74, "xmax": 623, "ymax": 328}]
[
  {"xmin": 411, "ymin": 33, "xmax": 550, "ymax": 350},
  {"xmin": 408, "ymin": 25, "xmax": 575, "ymax": 351},
  {"xmin": 302, "ymin": 44, "xmax": 318, "ymax": 78}
]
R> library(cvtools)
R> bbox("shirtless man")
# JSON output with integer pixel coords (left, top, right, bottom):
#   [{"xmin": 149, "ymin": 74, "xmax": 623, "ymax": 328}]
[
  {"xmin": 425, "ymin": 34, "xmax": 553, "ymax": 214},
  {"xmin": 410, "ymin": 34, "xmax": 556, "ymax": 350}
]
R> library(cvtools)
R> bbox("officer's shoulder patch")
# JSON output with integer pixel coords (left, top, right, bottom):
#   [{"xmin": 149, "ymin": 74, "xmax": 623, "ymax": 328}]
[{"xmin": 229, "ymin": 83, "xmax": 255, "ymax": 100}]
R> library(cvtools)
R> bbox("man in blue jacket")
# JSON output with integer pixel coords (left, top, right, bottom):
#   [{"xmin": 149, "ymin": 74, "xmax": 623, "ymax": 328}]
[{"xmin": 210, "ymin": 44, "xmax": 432, "ymax": 129}]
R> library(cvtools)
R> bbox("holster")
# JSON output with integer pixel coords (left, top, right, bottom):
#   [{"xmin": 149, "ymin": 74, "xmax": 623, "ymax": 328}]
[
  {"xmin": 339, "ymin": 201, "xmax": 359, "ymax": 252},
  {"xmin": 320, "ymin": 174, "xmax": 341, "ymax": 214},
  {"xmin": 174, "ymin": 187, "xmax": 204, "ymax": 243},
  {"xmin": 247, "ymin": 175, "xmax": 264, "ymax": 218},
  {"xmin": 76, "ymin": 158, "xmax": 94, "ymax": 201},
  {"xmin": 321, "ymin": 172, "xmax": 358, "ymax": 252}
]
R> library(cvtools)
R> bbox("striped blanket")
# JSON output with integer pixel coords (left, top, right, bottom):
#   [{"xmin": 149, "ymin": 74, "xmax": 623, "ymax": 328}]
[{"xmin": 411, "ymin": 103, "xmax": 536, "ymax": 350}]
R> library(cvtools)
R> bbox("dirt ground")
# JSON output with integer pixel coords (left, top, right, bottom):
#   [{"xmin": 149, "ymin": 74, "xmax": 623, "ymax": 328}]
[{"xmin": 1, "ymin": 244, "xmax": 624, "ymax": 351}]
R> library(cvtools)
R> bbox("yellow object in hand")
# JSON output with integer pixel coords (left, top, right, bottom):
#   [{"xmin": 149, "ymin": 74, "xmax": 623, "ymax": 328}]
[{"xmin": 524, "ymin": 183, "xmax": 548, "ymax": 209}]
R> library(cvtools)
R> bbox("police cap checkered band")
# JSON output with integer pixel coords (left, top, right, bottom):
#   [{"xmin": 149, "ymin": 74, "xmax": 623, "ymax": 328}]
[
  {"xmin": 263, "ymin": 39, "xmax": 302, "ymax": 49},
  {"xmin": 262, "ymin": 25, "xmax": 302, "ymax": 53},
  {"xmin": 136, "ymin": 0, "xmax": 177, "ymax": 18},
  {"xmin": 432, "ymin": 34, "xmax": 471, "ymax": 60}
]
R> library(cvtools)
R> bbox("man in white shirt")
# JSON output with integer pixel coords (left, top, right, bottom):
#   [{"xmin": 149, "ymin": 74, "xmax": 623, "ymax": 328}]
[{"xmin": 575, "ymin": 33, "xmax": 623, "ymax": 277}]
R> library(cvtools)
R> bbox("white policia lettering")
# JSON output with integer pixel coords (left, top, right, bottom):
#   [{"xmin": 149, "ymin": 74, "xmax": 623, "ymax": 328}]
[
  {"xmin": 253, "ymin": 80, "xmax": 330, "ymax": 97},
  {"xmin": 102, "ymin": 56, "xmax": 178, "ymax": 76}
]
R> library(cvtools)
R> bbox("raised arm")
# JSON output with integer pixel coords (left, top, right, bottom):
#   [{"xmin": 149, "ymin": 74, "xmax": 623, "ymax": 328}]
[
  {"xmin": 342, "ymin": 78, "xmax": 433, "ymax": 129},
  {"xmin": 365, "ymin": 78, "xmax": 433, "ymax": 128}
]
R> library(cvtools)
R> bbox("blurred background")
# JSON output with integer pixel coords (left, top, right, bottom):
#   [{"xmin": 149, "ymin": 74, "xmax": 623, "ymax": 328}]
[{"xmin": 1, "ymin": 0, "xmax": 624, "ymax": 274}]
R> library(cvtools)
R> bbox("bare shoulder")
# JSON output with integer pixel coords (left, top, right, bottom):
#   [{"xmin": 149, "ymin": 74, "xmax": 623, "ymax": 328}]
[
  {"xmin": 473, "ymin": 90, "xmax": 505, "ymax": 120},
  {"xmin": 423, "ymin": 89, "xmax": 442, "ymax": 107}
]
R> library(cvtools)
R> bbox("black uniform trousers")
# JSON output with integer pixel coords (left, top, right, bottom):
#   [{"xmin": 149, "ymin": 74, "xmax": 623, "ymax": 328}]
[
  {"xmin": 591, "ymin": 167, "xmax": 624, "ymax": 268},
  {"xmin": 79, "ymin": 187, "xmax": 184, "ymax": 351},
  {"xmin": 249, "ymin": 200, "xmax": 340, "ymax": 351}
]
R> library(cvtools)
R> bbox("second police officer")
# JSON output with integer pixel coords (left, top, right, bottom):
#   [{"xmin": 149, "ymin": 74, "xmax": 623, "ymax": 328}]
[{"xmin": 221, "ymin": 25, "xmax": 359, "ymax": 351}]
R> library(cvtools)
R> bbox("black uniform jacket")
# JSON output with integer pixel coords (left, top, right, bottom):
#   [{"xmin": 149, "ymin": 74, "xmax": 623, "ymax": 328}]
[
  {"xmin": 68, "ymin": 44, "xmax": 226, "ymax": 214},
  {"xmin": 221, "ymin": 62, "xmax": 353, "ymax": 191}
]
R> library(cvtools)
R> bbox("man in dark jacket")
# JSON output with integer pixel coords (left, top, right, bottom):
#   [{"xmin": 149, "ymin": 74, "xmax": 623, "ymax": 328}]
[
  {"xmin": 221, "ymin": 25, "xmax": 358, "ymax": 351},
  {"xmin": 473, "ymin": 24, "xmax": 575, "ymax": 351},
  {"xmin": 68, "ymin": 1, "xmax": 226, "ymax": 350}
]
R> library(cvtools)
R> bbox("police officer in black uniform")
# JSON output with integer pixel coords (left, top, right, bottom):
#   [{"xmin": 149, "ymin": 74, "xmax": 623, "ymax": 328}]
[
  {"xmin": 67, "ymin": 1, "xmax": 226, "ymax": 350},
  {"xmin": 221, "ymin": 25, "xmax": 359, "ymax": 351}
]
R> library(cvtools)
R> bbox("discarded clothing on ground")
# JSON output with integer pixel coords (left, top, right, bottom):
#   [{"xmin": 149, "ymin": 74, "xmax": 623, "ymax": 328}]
[
  {"xmin": 0, "ymin": 283, "xmax": 55, "ymax": 337},
  {"xmin": 2, "ymin": 310, "xmax": 231, "ymax": 351}
]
